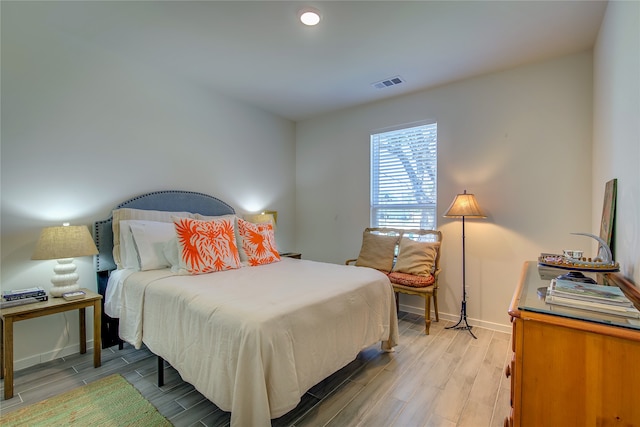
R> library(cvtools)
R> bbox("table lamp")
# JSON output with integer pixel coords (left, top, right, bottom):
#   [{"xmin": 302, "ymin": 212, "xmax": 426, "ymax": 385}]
[
  {"xmin": 244, "ymin": 211, "xmax": 277, "ymax": 229},
  {"xmin": 31, "ymin": 224, "xmax": 98, "ymax": 297}
]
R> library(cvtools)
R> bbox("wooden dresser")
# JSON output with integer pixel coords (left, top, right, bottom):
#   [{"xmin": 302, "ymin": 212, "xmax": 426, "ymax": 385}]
[{"xmin": 506, "ymin": 261, "xmax": 640, "ymax": 427}]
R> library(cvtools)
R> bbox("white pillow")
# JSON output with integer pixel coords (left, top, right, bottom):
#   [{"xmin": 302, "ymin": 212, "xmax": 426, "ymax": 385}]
[
  {"xmin": 112, "ymin": 208, "xmax": 194, "ymax": 268},
  {"xmin": 118, "ymin": 220, "xmax": 141, "ymax": 270},
  {"xmin": 163, "ymin": 237, "xmax": 180, "ymax": 270},
  {"xmin": 128, "ymin": 220, "xmax": 177, "ymax": 271}
]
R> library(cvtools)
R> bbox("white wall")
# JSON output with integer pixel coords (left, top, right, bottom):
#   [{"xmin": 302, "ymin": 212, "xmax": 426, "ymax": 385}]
[
  {"xmin": 593, "ymin": 0, "xmax": 640, "ymax": 284},
  {"xmin": 1, "ymin": 7, "xmax": 296, "ymax": 369},
  {"xmin": 296, "ymin": 52, "xmax": 594, "ymax": 331}
]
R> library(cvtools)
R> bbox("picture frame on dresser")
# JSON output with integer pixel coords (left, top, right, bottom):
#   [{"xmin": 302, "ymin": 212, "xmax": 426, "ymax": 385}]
[
  {"xmin": 598, "ymin": 178, "xmax": 616, "ymax": 284},
  {"xmin": 599, "ymin": 178, "xmax": 616, "ymax": 258}
]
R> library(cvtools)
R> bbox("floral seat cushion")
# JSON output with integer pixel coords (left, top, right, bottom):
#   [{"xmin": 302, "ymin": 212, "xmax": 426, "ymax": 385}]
[{"xmin": 387, "ymin": 271, "xmax": 435, "ymax": 288}]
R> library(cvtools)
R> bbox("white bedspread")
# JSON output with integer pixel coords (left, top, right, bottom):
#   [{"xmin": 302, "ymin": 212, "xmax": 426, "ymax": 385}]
[{"xmin": 115, "ymin": 258, "xmax": 398, "ymax": 427}]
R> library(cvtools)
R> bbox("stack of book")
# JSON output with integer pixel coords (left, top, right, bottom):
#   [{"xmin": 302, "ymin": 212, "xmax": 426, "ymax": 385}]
[
  {"xmin": 1, "ymin": 286, "xmax": 48, "ymax": 308},
  {"xmin": 546, "ymin": 279, "xmax": 640, "ymax": 319}
]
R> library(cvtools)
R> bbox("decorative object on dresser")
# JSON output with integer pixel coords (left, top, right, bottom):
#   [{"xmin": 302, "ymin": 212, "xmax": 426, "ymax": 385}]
[
  {"xmin": 31, "ymin": 224, "xmax": 98, "ymax": 297},
  {"xmin": 443, "ymin": 190, "xmax": 486, "ymax": 338},
  {"xmin": 537, "ymin": 232, "xmax": 620, "ymax": 273}
]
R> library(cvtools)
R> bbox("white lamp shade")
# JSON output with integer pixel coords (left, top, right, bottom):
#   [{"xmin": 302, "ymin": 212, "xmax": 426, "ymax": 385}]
[
  {"xmin": 443, "ymin": 191, "xmax": 486, "ymax": 218},
  {"xmin": 32, "ymin": 225, "xmax": 98, "ymax": 260}
]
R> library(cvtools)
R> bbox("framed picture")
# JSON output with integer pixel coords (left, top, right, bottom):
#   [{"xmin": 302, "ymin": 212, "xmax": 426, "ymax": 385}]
[{"xmin": 599, "ymin": 179, "xmax": 617, "ymax": 258}]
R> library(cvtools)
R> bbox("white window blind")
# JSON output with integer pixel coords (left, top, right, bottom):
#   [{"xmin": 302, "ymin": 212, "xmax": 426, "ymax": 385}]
[{"xmin": 371, "ymin": 122, "xmax": 437, "ymax": 229}]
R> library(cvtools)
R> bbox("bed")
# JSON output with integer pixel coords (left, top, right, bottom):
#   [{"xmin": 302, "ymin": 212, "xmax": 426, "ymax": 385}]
[{"xmin": 94, "ymin": 190, "xmax": 399, "ymax": 427}]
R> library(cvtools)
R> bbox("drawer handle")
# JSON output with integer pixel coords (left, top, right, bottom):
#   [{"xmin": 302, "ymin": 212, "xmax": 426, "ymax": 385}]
[{"xmin": 505, "ymin": 364, "xmax": 511, "ymax": 378}]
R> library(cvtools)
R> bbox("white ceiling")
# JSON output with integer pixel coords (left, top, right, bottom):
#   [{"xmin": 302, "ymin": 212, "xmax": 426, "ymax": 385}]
[{"xmin": 14, "ymin": 1, "xmax": 608, "ymax": 121}]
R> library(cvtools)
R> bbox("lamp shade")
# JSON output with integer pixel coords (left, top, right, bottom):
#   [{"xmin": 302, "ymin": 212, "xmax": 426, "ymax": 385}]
[
  {"xmin": 443, "ymin": 190, "xmax": 486, "ymax": 218},
  {"xmin": 32, "ymin": 225, "xmax": 98, "ymax": 260},
  {"xmin": 243, "ymin": 211, "xmax": 277, "ymax": 229}
]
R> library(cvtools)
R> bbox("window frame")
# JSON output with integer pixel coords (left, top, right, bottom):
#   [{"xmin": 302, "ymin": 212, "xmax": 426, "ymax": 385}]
[{"xmin": 370, "ymin": 121, "xmax": 438, "ymax": 230}]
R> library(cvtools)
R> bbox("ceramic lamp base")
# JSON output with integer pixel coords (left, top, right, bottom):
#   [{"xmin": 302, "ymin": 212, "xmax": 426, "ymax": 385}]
[{"xmin": 50, "ymin": 258, "xmax": 80, "ymax": 297}]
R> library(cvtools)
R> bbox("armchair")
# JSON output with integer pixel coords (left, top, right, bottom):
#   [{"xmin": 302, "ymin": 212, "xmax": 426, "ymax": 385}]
[{"xmin": 347, "ymin": 228, "xmax": 442, "ymax": 334}]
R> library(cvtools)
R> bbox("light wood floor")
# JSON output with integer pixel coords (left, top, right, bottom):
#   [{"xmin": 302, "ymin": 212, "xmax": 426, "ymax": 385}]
[{"xmin": 1, "ymin": 312, "xmax": 512, "ymax": 426}]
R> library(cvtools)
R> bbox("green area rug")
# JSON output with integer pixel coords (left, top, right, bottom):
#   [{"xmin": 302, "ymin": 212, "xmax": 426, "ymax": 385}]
[{"xmin": 2, "ymin": 374, "xmax": 172, "ymax": 426}]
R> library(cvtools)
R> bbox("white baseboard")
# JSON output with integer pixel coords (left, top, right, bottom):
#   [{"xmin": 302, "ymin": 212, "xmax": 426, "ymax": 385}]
[
  {"xmin": 399, "ymin": 303, "xmax": 512, "ymax": 334},
  {"xmin": 13, "ymin": 341, "xmax": 96, "ymax": 371}
]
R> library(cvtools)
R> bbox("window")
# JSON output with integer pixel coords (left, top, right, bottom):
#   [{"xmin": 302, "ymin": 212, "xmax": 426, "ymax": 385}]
[{"xmin": 371, "ymin": 122, "xmax": 437, "ymax": 229}]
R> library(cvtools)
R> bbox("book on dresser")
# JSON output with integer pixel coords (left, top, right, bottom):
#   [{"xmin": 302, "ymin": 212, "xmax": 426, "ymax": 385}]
[{"xmin": 546, "ymin": 279, "xmax": 640, "ymax": 318}]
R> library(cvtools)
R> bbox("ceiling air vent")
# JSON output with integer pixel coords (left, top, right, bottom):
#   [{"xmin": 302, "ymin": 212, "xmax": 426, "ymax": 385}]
[{"xmin": 372, "ymin": 76, "xmax": 405, "ymax": 89}]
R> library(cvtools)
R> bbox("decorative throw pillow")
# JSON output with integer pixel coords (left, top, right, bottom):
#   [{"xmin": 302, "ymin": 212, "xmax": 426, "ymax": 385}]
[
  {"xmin": 195, "ymin": 214, "xmax": 246, "ymax": 262},
  {"xmin": 392, "ymin": 239, "xmax": 440, "ymax": 277},
  {"xmin": 355, "ymin": 232, "xmax": 399, "ymax": 272},
  {"xmin": 237, "ymin": 218, "xmax": 280, "ymax": 266},
  {"xmin": 173, "ymin": 217, "xmax": 241, "ymax": 274},
  {"xmin": 388, "ymin": 271, "xmax": 436, "ymax": 288}
]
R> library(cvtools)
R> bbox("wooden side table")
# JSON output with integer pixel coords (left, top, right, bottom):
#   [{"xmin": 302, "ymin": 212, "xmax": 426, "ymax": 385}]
[{"xmin": 0, "ymin": 288, "xmax": 102, "ymax": 400}]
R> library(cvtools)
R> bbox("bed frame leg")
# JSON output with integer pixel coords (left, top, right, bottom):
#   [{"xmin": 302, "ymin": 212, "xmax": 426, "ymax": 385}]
[{"xmin": 157, "ymin": 356, "xmax": 164, "ymax": 387}]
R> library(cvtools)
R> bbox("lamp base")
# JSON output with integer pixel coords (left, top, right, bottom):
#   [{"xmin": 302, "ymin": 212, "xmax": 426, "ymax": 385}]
[
  {"xmin": 50, "ymin": 258, "xmax": 80, "ymax": 298},
  {"xmin": 446, "ymin": 300, "xmax": 477, "ymax": 339},
  {"xmin": 50, "ymin": 284, "xmax": 81, "ymax": 298}
]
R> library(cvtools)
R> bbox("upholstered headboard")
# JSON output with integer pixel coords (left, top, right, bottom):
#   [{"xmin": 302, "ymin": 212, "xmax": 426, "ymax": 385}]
[{"xmin": 93, "ymin": 190, "xmax": 235, "ymax": 273}]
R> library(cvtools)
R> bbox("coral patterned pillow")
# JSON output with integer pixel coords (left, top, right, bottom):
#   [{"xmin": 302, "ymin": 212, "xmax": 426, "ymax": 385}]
[
  {"xmin": 237, "ymin": 218, "xmax": 281, "ymax": 266},
  {"xmin": 173, "ymin": 217, "xmax": 240, "ymax": 274}
]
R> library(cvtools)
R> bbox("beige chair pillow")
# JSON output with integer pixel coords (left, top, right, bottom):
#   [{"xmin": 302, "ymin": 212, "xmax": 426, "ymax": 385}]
[
  {"xmin": 355, "ymin": 232, "xmax": 399, "ymax": 272},
  {"xmin": 392, "ymin": 238, "xmax": 440, "ymax": 277}
]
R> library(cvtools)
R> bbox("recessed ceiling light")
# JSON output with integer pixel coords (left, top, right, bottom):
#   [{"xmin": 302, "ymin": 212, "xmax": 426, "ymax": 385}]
[{"xmin": 299, "ymin": 7, "xmax": 321, "ymax": 26}]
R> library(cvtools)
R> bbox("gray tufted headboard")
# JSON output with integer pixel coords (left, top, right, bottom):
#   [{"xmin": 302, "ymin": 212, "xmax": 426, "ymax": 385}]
[{"xmin": 93, "ymin": 190, "xmax": 235, "ymax": 273}]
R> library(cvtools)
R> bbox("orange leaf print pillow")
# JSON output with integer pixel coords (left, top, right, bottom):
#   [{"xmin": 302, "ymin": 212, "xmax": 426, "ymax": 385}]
[
  {"xmin": 173, "ymin": 217, "xmax": 240, "ymax": 274},
  {"xmin": 237, "ymin": 218, "xmax": 280, "ymax": 266}
]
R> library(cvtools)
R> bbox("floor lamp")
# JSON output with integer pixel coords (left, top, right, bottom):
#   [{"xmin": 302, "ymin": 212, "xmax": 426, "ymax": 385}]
[{"xmin": 443, "ymin": 190, "xmax": 486, "ymax": 339}]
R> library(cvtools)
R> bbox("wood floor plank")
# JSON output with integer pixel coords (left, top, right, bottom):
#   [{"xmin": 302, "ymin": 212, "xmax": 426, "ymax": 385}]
[
  {"xmin": 356, "ymin": 395, "xmax": 406, "ymax": 427},
  {"xmin": 294, "ymin": 380, "xmax": 364, "ymax": 427},
  {"xmin": 391, "ymin": 384, "xmax": 440, "ymax": 426},
  {"xmin": 325, "ymin": 369, "xmax": 398, "ymax": 426},
  {"xmin": 457, "ymin": 399, "xmax": 494, "ymax": 427}
]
